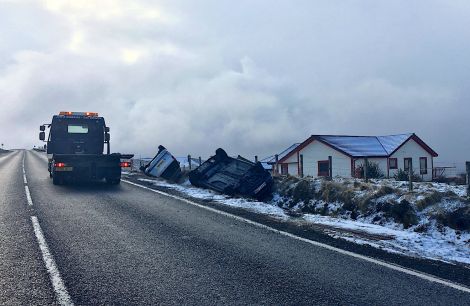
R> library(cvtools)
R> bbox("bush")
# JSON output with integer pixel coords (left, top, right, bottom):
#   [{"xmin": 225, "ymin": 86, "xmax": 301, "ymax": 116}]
[
  {"xmin": 319, "ymin": 181, "xmax": 357, "ymax": 212},
  {"xmin": 292, "ymin": 180, "xmax": 315, "ymax": 205},
  {"xmin": 274, "ymin": 175, "xmax": 301, "ymax": 198},
  {"xmin": 375, "ymin": 185, "xmax": 396, "ymax": 197},
  {"xmin": 394, "ymin": 169, "xmax": 421, "ymax": 182},
  {"xmin": 356, "ymin": 185, "xmax": 397, "ymax": 214},
  {"xmin": 436, "ymin": 206, "xmax": 470, "ymax": 231},
  {"xmin": 356, "ymin": 161, "xmax": 384, "ymax": 179},
  {"xmin": 416, "ymin": 191, "xmax": 443, "ymax": 210},
  {"xmin": 385, "ymin": 200, "xmax": 418, "ymax": 228}
]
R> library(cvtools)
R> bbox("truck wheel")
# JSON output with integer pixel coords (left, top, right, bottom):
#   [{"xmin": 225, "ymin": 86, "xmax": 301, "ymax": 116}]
[{"xmin": 106, "ymin": 178, "xmax": 120, "ymax": 185}]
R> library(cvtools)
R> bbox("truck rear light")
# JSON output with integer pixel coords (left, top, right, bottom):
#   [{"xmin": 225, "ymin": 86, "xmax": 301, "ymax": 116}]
[
  {"xmin": 120, "ymin": 162, "xmax": 131, "ymax": 167},
  {"xmin": 54, "ymin": 162, "xmax": 66, "ymax": 168},
  {"xmin": 59, "ymin": 111, "xmax": 98, "ymax": 117}
]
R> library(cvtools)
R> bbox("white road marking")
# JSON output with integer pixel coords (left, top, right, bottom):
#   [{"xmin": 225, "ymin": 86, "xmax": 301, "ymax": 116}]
[
  {"xmin": 31, "ymin": 216, "xmax": 74, "ymax": 306},
  {"xmin": 22, "ymin": 152, "xmax": 28, "ymax": 184},
  {"xmin": 24, "ymin": 185, "xmax": 33, "ymax": 206},
  {"xmin": 123, "ymin": 179, "xmax": 470, "ymax": 294},
  {"xmin": 22, "ymin": 154, "xmax": 25, "ymax": 174}
]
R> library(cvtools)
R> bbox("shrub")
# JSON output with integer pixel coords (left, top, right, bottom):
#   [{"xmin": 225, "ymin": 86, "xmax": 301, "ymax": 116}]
[
  {"xmin": 319, "ymin": 181, "xmax": 358, "ymax": 212},
  {"xmin": 274, "ymin": 175, "xmax": 301, "ymax": 197},
  {"xmin": 320, "ymin": 181, "xmax": 345, "ymax": 203},
  {"xmin": 292, "ymin": 180, "xmax": 315, "ymax": 205},
  {"xmin": 356, "ymin": 161, "xmax": 384, "ymax": 179},
  {"xmin": 358, "ymin": 195, "xmax": 375, "ymax": 214},
  {"xmin": 436, "ymin": 206, "xmax": 470, "ymax": 231},
  {"xmin": 394, "ymin": 169, "xmax": 421, "ymax": 182},
  {"xmin": 356, "ymin": 185, "xmax": 397, "ymax": 214},
  {"xmin": 375, "ymin": 185, "xmax": 396, "ymax": 197},
  {"xmin": 416, "ymin": 191, "xmax": 443, "ymax": 210},
  {"xmin": 320, "ymin": 181, "xmax": 356, "ymax": 204},
  {"xmin": 385, "ymin": 200, "xmax": 418, "ymax": 228}
]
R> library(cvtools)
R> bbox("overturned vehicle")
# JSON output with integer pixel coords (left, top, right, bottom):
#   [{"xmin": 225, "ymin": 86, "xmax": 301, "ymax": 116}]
[
  {"xmin": 140, "ymin": 145, "xmax": 182, "ymax": 181},
  {"xmin": 189, "ymin": 148, "xmax": 273, "ymax": 199}
]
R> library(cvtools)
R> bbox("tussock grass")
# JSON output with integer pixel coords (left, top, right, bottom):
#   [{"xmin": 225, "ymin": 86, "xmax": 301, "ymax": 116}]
[
  {"xmin": 272, "ymin": 176, "xmax": 466, "ymax": 230},
  {"xmin": 416, "ymin": 191, "xmax": 443, "ymax": 211}
]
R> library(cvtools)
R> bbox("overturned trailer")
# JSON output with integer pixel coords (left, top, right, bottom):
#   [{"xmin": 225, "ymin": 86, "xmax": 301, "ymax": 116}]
[
  {"xmin": 189, "ymin": 148, "xmax": 273, "ymax": 199},
  {"xmin": 140, "ymin": 145, "xmax": 182, "ymax": 181}
]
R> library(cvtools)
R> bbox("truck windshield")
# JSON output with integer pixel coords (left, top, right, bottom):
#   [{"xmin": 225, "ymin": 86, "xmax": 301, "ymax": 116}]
[{"xmin": 68, "ymin": 124, "xmax": 89, "ymax": 134}]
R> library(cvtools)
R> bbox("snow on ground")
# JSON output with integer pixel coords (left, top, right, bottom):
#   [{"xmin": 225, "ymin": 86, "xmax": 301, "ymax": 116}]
[
  {"xmin": 370, "ymin": 178, "xmax": 468, "ymax": 197},
  {"xmin": 137, "ymin": 178, "xmax": 287, "ymax": 219},
  {"xmin": 133, "ymin": 176, "xmax": 470, "ymax": 266},
  {"xmin": 303, "ymin": 214, "xmax": 470, "ymax": 264}
]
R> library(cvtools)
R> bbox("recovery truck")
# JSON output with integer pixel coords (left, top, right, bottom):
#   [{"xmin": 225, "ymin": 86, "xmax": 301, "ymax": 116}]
[{"xmin": 39, "ymin": 111, "xmax": 133, "ymax": 185}]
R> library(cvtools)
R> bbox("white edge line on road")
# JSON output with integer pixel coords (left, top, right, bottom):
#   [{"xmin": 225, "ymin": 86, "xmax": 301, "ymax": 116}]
[
  {"xmin": 23, "ymin": 174, "xmax": 27, "ymax": 184},
  {"xmin": 24, "ymin": 185, "xmax": 33, "ymax": 206},
  {"xmin": 31, "ymin": 216, "xmax": 74, "ymax": 306},
  {"xmin": 122, "ymin": 179, "xmax": 470, "ymax": 294}
]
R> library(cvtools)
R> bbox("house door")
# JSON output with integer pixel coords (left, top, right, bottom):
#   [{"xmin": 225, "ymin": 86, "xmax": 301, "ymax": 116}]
[
  {"xmin": 318, "ymin": 160, "xmax": 330, "ymax": 177},
  {"xmin": 404, "ymin": 158, "xmax": 412, "ymax": 172}
]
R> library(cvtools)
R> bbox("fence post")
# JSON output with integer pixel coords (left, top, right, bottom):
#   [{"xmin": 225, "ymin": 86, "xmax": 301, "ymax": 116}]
[
  {"xmin": 300, "ymin": 154, "xmax": 304, "ymax": 178},
  {"xmin": 255, "ymin": 155, "xmax": 258, "ymax": 163},
  {"xmin": 466, "ymin": 161, "xmax": 470, "ymax": 197},
  {"xmin": 328, "ymin": 156, "xmax": 333, "ymax": 179},
  {"xmin": 364, "ymin": 158, "xmax": 368, "ymax": 183},
  {"xmin": 274, "ymin": 154, "xmax": 279, "ymax": 176},
  {"xmin": 188, "ymin": 155, "xmax": 192, "ymax": 171},
  {"xmin": 198, "ymin": 156, "xmax": 202, "ymax": 167},
  {"xmin": 409, "ymin": 160, "xmax": 414, "ymax": 192}
]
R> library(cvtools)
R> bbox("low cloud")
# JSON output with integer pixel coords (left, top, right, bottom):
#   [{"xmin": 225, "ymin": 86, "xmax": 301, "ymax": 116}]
[{"xmin": 0, "ymin": 0, "xmax": 469, "ymax": 162}]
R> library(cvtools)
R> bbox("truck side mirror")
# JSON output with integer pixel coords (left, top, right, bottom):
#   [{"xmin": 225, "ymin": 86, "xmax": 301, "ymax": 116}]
[
  {"xmin": 39, "ymin": 132, "xmax": 45, "ymax": 141},
  {"xmin": 40, "ymin": 125, "xmax": 45, "ymax": 131},
  {"xmin": 105, "ymin": 127, "xmax": 110, "ymax": 132},
  {"xmin": 105, "ymin": 133, "xmax": 110, "ymax": 142}
]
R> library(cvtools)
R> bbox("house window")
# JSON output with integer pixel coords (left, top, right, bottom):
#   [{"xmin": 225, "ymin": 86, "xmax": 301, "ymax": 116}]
[
  {"xmin": 281, "ymin": 164, "xmax": 288, "ymax": 175},
  {"xmin": 420, "ymin": 157, "xmax": 428, "ymax": 175},
  {"xmin": 404, "ymin": 158, "xmax": 412, "ymax": 172},
  {"xmin": 389, "ymin": 158, "xmax": 398, "ymax": 170},
  {"xmin": 318, "ymin": 160, "xmax": 330, "ymax": 177}
]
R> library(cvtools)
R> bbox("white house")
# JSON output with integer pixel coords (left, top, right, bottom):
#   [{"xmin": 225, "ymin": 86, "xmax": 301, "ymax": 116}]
[
  {"xmin": 272, "ymin": 133, "xmax": 438, "ymax": 181},
  {"xmin": 260, "ymin": 143, "xmax": 300, "ymax": 171}
]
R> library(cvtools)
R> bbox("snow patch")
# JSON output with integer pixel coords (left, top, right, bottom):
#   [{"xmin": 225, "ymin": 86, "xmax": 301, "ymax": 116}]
[{"xmin": 134, "ymin": 176, "xmax": 470, "ymax": 266}]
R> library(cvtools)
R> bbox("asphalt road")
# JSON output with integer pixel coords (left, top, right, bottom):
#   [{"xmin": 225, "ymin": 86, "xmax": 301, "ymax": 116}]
[{"xmin": 1, "ymin": 149, "xmax": 469, "ymax": 305}]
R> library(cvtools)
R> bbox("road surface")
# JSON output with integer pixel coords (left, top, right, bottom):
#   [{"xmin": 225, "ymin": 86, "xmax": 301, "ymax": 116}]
[{"xmin": 0, "ymin": 150, "xmax": 469, "ymax": 305}]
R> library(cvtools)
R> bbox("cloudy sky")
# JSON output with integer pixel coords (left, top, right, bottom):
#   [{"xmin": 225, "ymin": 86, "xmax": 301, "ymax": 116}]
[{"xmin": 1, "ymin": 0, "xmax": 469, "ymax": 163}]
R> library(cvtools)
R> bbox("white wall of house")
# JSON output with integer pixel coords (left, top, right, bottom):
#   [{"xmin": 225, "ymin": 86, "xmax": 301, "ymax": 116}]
[
  {"xmin": 275, "ymin": 137, "xmax": 434, "ymax": 181},
  {"xmin": 287, "ymin": 163, "xmax": 298, "ymax": 175},
  {"xmin": 299, "ymin": 141, "xmax": 352, "ymax": 178},
  {"xmin": 283, "ymin": 153, "xmax": 299, "ymax": 164},
  {"xmin": 390, "ymin": 139, "xmax": 433, "ymax": 181},
  {"xmin": 276, "ymin": 154, "xmax": 299, "ymax": 176},
  {"xmin": 276, "ymin": 162, "xmax": 298, "ymax": 175}
]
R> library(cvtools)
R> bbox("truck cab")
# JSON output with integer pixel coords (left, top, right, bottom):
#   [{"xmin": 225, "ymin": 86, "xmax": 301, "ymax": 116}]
[
  {"xmin": 42, "ymin": 112, "xmax": 109, "ymax": 155},
  {"xmin": 39, "ymin": 112, "xmax": 132, "ymax": 185}
]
